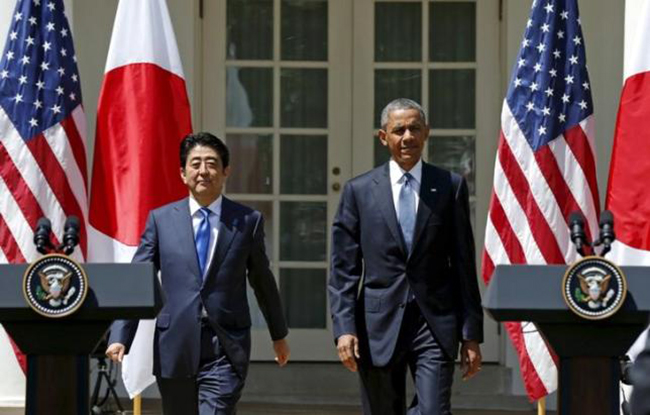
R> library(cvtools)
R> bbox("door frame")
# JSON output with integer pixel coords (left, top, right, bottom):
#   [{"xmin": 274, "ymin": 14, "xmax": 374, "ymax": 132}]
[
  {"xmin": 202, "ymin": 0, "xmax": 502, "ymax": 363},
  {"xmin": 202, "ymin": 0, "xmax": 353, "ymax": 361}
]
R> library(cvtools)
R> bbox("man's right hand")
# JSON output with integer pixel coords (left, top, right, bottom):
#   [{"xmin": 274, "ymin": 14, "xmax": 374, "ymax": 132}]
[
  {"xmin": 336, "ymin": 334, "xmax": 360, "ymax": 372},
  {"xmin": 106, "ymin": 343, "xmax": 126, "ymax": 363}
]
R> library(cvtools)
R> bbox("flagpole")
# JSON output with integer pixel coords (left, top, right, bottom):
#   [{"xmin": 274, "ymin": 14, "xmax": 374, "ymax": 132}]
[
  {"xmin": 537, "ymin": 397, "xmax": 546, "ymax": 415},
  {"xmin": 133, "ymin": 394, "xmax": 142, "ymax": 415}
]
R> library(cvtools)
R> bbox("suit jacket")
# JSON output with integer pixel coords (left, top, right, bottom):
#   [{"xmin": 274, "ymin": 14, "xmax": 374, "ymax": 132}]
[
  {"xmin": 109, "ymin": 197, "xmax": 288, "ymax": 379},
  {"xmin": 329, "ymin": 162, "xmax": 483, "ymax": 365}
]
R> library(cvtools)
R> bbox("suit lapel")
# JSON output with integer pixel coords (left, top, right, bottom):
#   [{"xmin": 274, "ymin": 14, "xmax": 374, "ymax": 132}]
[
  {"xmin": 205, "ymin": 197, "xmax": 238, "ymax": 280},
  {"xmin": 411, "ymin": 163, "xmax": 439, "ymax": 251},
  {"xmin": 171, "ymin": 199, "xmax": 203, "ymax": 286},
  {"xmin": 371, "ymin": 164, "xmax": 407, "ymax": 256}
]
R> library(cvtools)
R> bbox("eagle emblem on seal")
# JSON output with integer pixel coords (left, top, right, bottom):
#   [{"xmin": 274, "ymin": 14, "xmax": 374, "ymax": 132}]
[
  {"xmin": 562, "ymin": 256, "xmax": 627, "ymax": 320},
  {"xmin": 575, "ymin": 269, "xmax": 615, "ymax": 310},
  {"xmin": 37, "ymin": 267, "xmax": 77, "ymax": 308},
  {"xmin": 23, "ymin": 254, "xmax": 88, "ymax": 318}
]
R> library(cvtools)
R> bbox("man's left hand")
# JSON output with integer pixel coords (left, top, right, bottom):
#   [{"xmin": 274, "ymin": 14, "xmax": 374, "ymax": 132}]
[
  {"xmin": 273, "ymin": 338, "xmax": 290, "ymax": 367},
  {"xmin": 460, "ymin": 340, "xmax": 482, "ymax": 380}
]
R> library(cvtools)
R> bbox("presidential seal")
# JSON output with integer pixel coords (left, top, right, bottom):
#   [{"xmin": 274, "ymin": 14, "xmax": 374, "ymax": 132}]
[
  {"xmin": 562, "ymin": 256, "xmax": 627, "ymax": 320},
  {"xmin": 23, "ymin": 254, "xmax": 88, "ymax": 318}
]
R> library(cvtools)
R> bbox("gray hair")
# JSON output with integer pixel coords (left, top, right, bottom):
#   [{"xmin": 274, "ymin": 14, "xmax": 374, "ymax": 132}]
[{"xmin": 380, "ymin": 98, "xmax": 427, "ymax": 130}]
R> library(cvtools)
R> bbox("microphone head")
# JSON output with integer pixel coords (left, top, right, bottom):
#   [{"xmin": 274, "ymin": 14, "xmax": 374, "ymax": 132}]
[
  {"xmin": 36, "ymin": 217, "xmax": 52, "ymax": 232},
  {"xmin": 63, "ymin": 216, "xmax": 80, "ymax": 253},
  {"xmin": 34, "ymin": 217, "xmax": 53, "ymax": 254},
  {"xmin": 568, "ymin": 211, "xmax": 584, "ymax": 227},
  {"xmin": 600, "ymin": 210, "xmax": 614, "ymax": 226},
  {"xmin": 64, "ymin": 216, "xmax": 80, "ymax": 232}
]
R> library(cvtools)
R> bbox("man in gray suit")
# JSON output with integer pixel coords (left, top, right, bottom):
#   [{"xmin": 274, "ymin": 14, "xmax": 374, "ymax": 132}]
[
  {"xmin": 329, "ymin": 98, "xmax": 483, "ymax": 415},
  {"xmin": 106, "ymin": 132, "xmax": 290, "ymax": 415}
]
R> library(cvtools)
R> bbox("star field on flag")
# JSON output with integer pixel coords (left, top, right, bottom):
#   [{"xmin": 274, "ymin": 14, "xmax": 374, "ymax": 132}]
[{"xmin": 0, "ymin": 0, "xmax": 82, "ymax": 142}]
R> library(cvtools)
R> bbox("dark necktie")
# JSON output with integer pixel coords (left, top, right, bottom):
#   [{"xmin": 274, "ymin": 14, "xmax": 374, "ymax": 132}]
[
  {"xmin": 398, "ymin": 172, "xmax": 416, "ymax": 253},
  {"xmin": 195, "ymin": 207, "xmax": 211, "ymax": 276}
]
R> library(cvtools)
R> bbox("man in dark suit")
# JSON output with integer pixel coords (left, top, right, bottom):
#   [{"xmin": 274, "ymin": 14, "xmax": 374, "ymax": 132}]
[
  {"xmin": 329, "ymin": 98, "xmax": 483, "ymax": 415},
  {"xmin": 106, "ymin": 132, "xmax": 290, "ymax": 415}
]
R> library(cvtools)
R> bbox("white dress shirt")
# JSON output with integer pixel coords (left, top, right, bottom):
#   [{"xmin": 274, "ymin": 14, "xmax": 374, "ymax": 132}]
[
  {"xmin": 389, "ymin": 158, "xmax": 422, "ymax": 218},
  {"xmin": 189, "ymin": 195, "xmax": 222, "ymax": 278}
]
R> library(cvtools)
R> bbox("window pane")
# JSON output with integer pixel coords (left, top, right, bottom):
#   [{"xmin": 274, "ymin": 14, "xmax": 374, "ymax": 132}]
[
  {"xmin": 281, "ymin": 0, "xmax": 328, "ymax": 61},
  {"xmin": 227, "ymin": 0, "xmax": 273, "ymax": 60},
  {"xmin": 280, "ymin": 202, "xmax": 327, "ymax": 261},
  {"xmin": 375, "ymin": 69, "xmax": 422, "ymax": 128},
  {"xmin": 429, "ymin": 2, "xmax": 476, "ymax": 62},
  {"xmin": 375, "ymin": 2, "xmax": 422, "ymax": 62},
  {"xmin": 281, "ymin": 135, "xmax": 328, "ymax": 195},
  {"xmin": 227, "ymin": 134, "xmax": 273, "ymax": 194},
  {"xmin": 227, "ymin": 67, "xmax": 273, "ymax": 127},
  {"xmin": 429, "ymin": 69, "xmax": 475, "ymax": 129},
  {"xmin": 428, "ymin": 136, "xmax": 475, "ymax": 195},
  {"xmin": 280, "ymin": 68, "xmax": 328, "ymax": 128},
  {"xmin": 280, "ymin": 268, "xmax": 326, "ymax": 328}
]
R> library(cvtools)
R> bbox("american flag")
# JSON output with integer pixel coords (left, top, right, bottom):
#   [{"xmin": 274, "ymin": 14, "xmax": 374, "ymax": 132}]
[
  {"xmin": 0, "ymin": 0, "xmax": 87, "ymax": 266},
  {"xmin": 482, "ymin": 0, "xmax": 599, "ymax": 400}
]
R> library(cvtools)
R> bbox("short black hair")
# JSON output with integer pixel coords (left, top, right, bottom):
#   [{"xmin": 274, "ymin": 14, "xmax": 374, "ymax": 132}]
[{"xmin": 179, "ymin": 132, "xmax": 230, "ymax": 169}]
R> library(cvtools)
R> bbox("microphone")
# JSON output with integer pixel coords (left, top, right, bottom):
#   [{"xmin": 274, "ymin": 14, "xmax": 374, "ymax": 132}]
[
  {"xmin": 599, "ymin": 210, "xmax": 615, "ymax": 257},
  {"xmin": 33, "ymin": 217, "xmax": 53, "ymax": 255},
  {"xmin": 62, "ymin": 216, "xmax": 80, "ymax": 255},
  {"xmin": 568, "ymin": 211, "xmax": 587, "ymax": 257}
]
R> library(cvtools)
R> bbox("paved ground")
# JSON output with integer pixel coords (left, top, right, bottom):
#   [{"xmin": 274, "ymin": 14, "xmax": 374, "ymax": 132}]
[
  {"xmin": 0, "ymin": 403, "xmax": 555, "ymax": 414},
  {"xmin": 234, "ymin": 405, "xmax": 551, "ymax": 415}
]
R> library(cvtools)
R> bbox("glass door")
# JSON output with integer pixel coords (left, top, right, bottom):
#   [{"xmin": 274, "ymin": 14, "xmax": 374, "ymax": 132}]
[
  {"xmin": 351, "ymin": 0, "xmax": 501, "ymax": 361},
  {"xmin": 202, "ymin": 0, "xmax": 352, "ymax": 360},
  {"xmin": 203, "ymin": 0, "xmax": 501, "ymax": 362}
]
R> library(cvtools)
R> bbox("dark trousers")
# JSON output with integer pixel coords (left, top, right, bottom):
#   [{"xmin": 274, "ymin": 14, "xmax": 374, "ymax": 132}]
[
  {"xmin": 358, "ymin": 302, "xmax": 455, "ymax": 415},
  {"xmin": 157, "ymin": 323, "xmax": 245, "ymax": 415}
]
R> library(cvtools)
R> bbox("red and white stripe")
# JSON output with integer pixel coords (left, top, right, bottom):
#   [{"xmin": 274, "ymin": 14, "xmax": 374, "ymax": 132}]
[
  {"xmin": 483, "ymin": 102, "xmax": 599, "ymax": 400},
  {"xmin": 88, "ymin": 0, "xmax": 192, "ymax": 398},
  {"xmin": 0, "ymin": 103, "xmax": 88, "ymax": 378},
  {"xmin": 0, "ymin": 103, "xmax": 88, "ymax": 264}
]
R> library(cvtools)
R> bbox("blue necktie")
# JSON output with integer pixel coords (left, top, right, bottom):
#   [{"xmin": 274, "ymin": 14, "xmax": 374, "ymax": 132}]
[
  {"xmin": 398, "ymin": 173, "xmax": 416, "ymax": 254},
  {"xmin": 195, "ymin": 207, "xmax": 211, "ymax": 277}
]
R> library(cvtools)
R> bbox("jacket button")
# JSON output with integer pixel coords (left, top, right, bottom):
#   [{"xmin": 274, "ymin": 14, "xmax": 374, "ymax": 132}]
[{"xmin": 399, "ymin": 303, "xmax": 406, "ymax": 308}]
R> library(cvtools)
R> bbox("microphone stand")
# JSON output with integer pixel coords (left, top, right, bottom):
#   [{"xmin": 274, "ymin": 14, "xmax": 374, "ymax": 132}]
[
  {"xmin": 90, "ymin": 343, "xmax": 125, "ymax": 415},
  {"xmin": 569, "ymin": 211, "xmax": 616, "ymax": 259}
]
